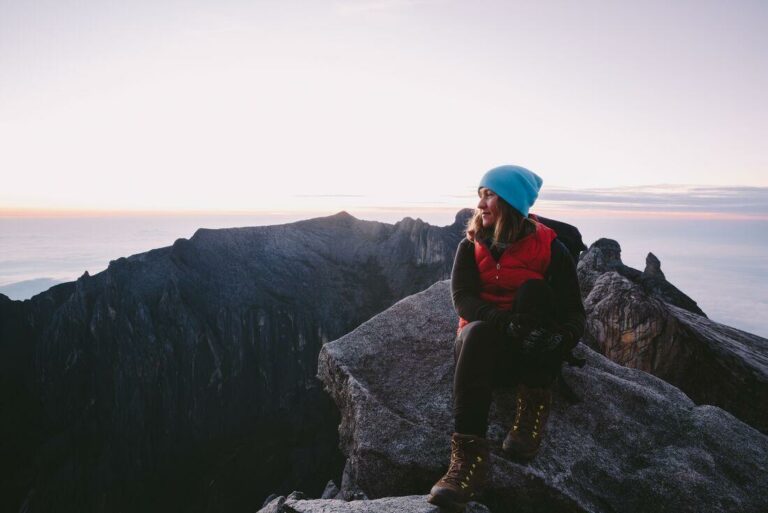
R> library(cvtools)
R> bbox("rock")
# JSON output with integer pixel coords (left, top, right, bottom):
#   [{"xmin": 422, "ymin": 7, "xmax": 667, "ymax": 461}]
[
  {"xmin": 643, "ymin": 252, "xmax": 663, "ymax": 277},
  {"xmin": 317, "ymin": 281, "xmax": 768, "ymax": 513},
  {"xmin": 581, "ymin": 250, "xmax": 768, "ymax": 434},
  {"xmin": 260, "ymin": 495, "xmax": 286, "ymax": 513},
  {"xmin": 338, "ymin": 459, "xmax": 369, "ymax": 501},
  {"xmin": 262, "ymin": 494, "xmax": 282, "ymax": 508},
  {"xmin": 582, "ymin": 271, "xmax": 685, "ymax": 373},
  {"xmin": 578, "ymin": 238, "xmax": 704, "ymax": 316},
  {"xmin": 320, "ymin": 480, "xmax": 340, "ymax": 499},
  {"xmin": 255, "ymin": 495, "xmax": 490, "ymax": 513},
  {"xmin": 665, "ymin": 302, "xmax": 768, "ymax": 434}
]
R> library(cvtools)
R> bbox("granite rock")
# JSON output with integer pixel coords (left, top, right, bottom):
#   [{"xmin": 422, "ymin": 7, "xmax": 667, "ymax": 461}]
[
  {"xmin": 318, "ymin": 281, "xmax": 768, "ymax": 513},
  {"xmin": 577, "ymin": 238, "xmax": 705, "ymax": 316},
  {"xmin": 580, "ymin": 243, "xmax": 768, "ymax": 434},
  {"xmin": 257, "ymin": 494, "xmax": 490, "ymax": 513}
]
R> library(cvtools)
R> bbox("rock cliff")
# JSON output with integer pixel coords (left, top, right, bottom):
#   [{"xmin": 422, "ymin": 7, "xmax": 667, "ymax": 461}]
[
  {"xmin": 0, "ymin": 211, "xmax": 469, "ymax": 513},
  {"xmin": 317, "ymin": 281, "xmax": 768, "ymax": 513},
  {"xmin": 577, "ymin": 238, "xmax": 705, "ymax": 316},
  {"xmin": 578, "ymin": 239, "xmax": 768, "ymax": 434}
]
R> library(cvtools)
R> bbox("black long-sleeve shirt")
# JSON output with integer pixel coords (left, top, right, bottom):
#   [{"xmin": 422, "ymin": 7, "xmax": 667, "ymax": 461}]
[{"xmin": 450, "ymin": 237, "xmax": 585, "ymax": 349}]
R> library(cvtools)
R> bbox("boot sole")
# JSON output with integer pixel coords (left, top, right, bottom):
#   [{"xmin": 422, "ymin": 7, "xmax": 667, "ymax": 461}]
[
  {"xmin": 427, "ymin": 493, "xmax": 467, "ymax": 512},
  {"xmin": 501, "ymin": 444, "xmax": 538, "ymax": 461}
]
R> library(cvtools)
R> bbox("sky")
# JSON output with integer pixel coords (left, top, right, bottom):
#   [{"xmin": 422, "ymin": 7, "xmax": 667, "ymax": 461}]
[{"xmin": 1, "ymin": 0, "xmax": 767, "ymax": 214}]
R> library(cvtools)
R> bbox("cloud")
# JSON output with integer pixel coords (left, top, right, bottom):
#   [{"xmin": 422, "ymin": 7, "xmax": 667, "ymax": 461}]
[
  {"xmin": 294, "ymin": 194, "xmax": 366, "ymax": 198},
  {"xmin": 334, "ymin": 0, "xmax": 426, "ymax": 16},
  {"xmin": 537, "ymin": 185, "xmax": 768, "ymax": 219}
]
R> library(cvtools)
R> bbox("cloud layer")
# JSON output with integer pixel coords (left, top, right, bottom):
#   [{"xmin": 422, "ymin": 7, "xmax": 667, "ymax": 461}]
[{"xmin": 537, "ymin": 185, "xmax": 768, "ymax": 219}]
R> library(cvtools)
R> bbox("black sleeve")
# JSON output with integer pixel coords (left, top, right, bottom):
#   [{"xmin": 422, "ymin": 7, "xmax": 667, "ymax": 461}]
[
  {"xmin": 451, "ymin": 239, "xmax": 515, "ymax": 334},
  {"xmin": 546, "ymin": 239, "xmax": 586, "ymax": 349}
]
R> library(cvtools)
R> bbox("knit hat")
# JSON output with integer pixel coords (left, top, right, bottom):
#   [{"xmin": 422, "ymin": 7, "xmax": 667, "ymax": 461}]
[{"xmin": 478, "ymin": 165, "xmax": 543, "ymax": 217}]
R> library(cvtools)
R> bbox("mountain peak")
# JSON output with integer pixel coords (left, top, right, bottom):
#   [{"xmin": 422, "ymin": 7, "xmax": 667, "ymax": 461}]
[{"xmin": 330, "ymin": 210, "xmax": 356, "ymax": 220}]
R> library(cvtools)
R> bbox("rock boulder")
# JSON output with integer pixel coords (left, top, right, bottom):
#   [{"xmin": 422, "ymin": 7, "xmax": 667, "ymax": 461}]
[
  {"xmin": 318, "ymin": 281, "xmax": 768, "ymax": 513},
  {"xmin": 579, "ymin": 241, "xmax": 768, "ymax": 434},
  {"xmin": 257, "ymin": 494, "xmax": 490, "ymax": 513}
]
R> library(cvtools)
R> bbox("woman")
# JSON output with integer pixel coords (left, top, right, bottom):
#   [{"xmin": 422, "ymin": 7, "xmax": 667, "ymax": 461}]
[{"xmin": 427, "ymin": 165, "xmax": 585, "ymax": 511}]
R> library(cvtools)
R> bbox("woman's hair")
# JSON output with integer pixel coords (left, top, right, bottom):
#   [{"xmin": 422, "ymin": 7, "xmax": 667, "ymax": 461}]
[{"xmin": 465, "ymin": 192, "xmax": 536, "ymax": 246}]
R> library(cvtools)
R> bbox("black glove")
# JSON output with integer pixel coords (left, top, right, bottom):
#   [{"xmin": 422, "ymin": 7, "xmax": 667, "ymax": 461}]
[
  {"xmin": 520, "ymin": 327, "xmax": 564, "ymax": 356},
  {"xmin": 504, "ymin": 312, "xmax": 537, "ymax": 340}
]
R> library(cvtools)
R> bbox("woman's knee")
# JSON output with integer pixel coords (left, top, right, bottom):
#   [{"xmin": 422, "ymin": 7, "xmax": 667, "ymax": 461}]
[
  {"xmin": 455, "ymin": 321, "xmax": 500, "ymax": 360},
  {"xmin": 457, "ymin": 321, "xmax": 496, "ymax": 347}
]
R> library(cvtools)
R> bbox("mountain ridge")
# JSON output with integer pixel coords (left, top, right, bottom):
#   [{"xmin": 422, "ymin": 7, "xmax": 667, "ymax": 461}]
[{"xmin": 0, "ymin": 210, "xmax": 470, "ymax": 513}]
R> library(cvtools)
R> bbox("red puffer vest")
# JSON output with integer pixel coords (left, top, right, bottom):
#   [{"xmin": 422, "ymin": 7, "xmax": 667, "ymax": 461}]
[{"xmin": 457, "ymin": 219, "xmax": 557, "ymax": 333}]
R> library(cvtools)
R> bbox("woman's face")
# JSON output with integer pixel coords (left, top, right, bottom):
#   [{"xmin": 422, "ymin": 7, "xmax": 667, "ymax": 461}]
[{"xmin": 477, "ymin": 187, "xmax": 500, "ymax": 228}]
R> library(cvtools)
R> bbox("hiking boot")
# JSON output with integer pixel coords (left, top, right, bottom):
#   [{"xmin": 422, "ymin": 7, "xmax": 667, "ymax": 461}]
[
  {"xmin": 502, "ymin": 383, "xmax": 552, "ymax": 461},
  {"xmin": 428, "ymin": 432, "xmax": 489, "ymax": 511}
]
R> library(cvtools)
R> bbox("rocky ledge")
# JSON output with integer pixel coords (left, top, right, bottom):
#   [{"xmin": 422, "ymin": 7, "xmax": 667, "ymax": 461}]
[
  {"xmin": 578, "ymin": 239, "xmax": 768, "ymax": 434},
  {"xmin": 317, "ymin": 281, "xmax": 768, "ymax": 513},
  {"xmin": 258, "ymin": 494, "xmax": 490, "ymax": 513}
]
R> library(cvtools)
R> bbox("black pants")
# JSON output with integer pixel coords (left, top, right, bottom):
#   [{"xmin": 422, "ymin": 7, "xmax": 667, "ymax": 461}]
[{"xmin": 453, "ymin": 279, "xmax": 558, "ymax": 438}]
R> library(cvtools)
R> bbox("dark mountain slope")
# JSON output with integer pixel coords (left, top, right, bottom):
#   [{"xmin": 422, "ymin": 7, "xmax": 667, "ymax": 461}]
[{"xmin": 0, "ymin": 211, "xmax": 470, "ymax": 513}]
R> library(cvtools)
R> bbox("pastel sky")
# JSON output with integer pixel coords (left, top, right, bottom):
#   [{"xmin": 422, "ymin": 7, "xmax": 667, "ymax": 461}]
[{"xmin": 1, "ymin": 0, "xmax": 766, "ymax": 214}]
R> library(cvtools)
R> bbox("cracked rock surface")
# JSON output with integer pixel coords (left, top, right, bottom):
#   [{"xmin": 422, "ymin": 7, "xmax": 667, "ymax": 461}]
[
  {"xmin": 579, "ymin": 239, "xmax": 768, "ymax": 434},
  {"xmin": 257, "ymin": 494, "xmax": 490, "ymax": 513},
  {"xmin": 318, "ymin": 281, "xmax": 768, "ymax": 513}
]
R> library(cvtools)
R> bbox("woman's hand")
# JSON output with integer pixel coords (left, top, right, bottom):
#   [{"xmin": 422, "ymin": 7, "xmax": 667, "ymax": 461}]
[
  {"xmin": 505, "ymin": 312, "xmax": 537, "ymax": 339},
  {"xmin": 519, "ymin": 327, "xmax": 574, "ymax": 366},
  {"xmin": 520, "ymin": 327, "xmax": 563, "ymax": 354}
]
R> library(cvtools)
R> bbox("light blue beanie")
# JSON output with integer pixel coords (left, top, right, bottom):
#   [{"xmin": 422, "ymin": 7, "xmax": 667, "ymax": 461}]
[{"xmin": 478, "ymin": 165, "xmax": 543, "ymax": 217}]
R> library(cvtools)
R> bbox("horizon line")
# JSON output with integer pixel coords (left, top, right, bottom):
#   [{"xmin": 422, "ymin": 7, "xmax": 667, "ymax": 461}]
[{"xmin": 1, "ymin": 205, "xmax": 766, "ymax": 222}]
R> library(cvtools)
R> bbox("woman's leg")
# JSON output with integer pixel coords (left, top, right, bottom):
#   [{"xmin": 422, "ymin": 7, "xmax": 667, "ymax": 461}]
[
  {"xmin": 453, "ymin": 320, "xmax": 506, "ymax": 438},
  {"xmin": 428, "ymin": 320, "xmax": 496, "ymax": 508},
  {"xmin": 513, "ymin": 279, "xmax": 559, "ymax": 387},
  {"xmin": 504, "ymin": 279, "xmax": 559, "ymax": 460}
]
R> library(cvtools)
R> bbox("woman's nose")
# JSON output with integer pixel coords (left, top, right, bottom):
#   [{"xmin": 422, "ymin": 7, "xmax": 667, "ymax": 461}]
[{"xmin": 477, "ymin": 197, "xmax": 485, "ymax": 209}]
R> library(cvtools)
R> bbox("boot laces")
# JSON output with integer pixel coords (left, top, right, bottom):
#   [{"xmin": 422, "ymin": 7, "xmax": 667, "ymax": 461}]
[
  {"xmin": 443, "ymin": 438, "xmax": 483, "ymax": 489},
  {"xmin": 513, "ymin": 391, "xmax": 547, "ymax": 439}
]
